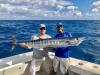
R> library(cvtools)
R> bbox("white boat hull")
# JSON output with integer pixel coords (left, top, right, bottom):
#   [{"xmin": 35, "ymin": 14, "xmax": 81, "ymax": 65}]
[{"xmin": 0, "ymin": 52, "xmax": 100, "ymax": 75}]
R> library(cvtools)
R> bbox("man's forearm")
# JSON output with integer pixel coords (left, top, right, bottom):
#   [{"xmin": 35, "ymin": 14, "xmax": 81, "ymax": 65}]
[
  {"xmin": 43, "ymin": 47, "xmax": 53, "ymax": 51},
  {"xmin": 19, "ymin": 43, "xmax": 29, "ymax": 48}
]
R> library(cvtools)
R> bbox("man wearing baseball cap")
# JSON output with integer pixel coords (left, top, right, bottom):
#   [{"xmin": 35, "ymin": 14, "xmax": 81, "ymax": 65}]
[
  {"xmin": 19, "ymin": 24, "xmax": 51, "ymax": 75},
  {"xmin": 53, "ymin": 22, "xmax": 72, "ymax": 75}
]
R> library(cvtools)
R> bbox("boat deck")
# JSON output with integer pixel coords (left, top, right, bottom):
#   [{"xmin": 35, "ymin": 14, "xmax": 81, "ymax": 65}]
[{"xmin": 0, "ymin": 52, "xmax": 100, "ymax": 75}]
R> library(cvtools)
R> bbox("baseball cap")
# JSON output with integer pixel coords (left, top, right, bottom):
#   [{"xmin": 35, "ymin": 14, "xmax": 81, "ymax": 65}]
[
  {"xmin": 40, "ymin": 24, "xmax": 46, "ymax": 28},
  {"xmin": 56, "ymin": 22, "xmax": 63, "ymax": 28},
  {"xmin": 39, "ymin": 24, "xmax": 46, "ymax": 30}
]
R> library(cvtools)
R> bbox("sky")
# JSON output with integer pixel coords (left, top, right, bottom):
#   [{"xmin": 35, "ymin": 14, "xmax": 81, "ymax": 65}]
[{"xmin": 0, "ymin": 0, "xmax": 100, "ymax": 20}]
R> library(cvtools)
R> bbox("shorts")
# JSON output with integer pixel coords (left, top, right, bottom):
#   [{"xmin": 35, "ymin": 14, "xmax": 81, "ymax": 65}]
[{"xmin": 53, "ymin": 56, "xmax": 70, "ymax": 75}]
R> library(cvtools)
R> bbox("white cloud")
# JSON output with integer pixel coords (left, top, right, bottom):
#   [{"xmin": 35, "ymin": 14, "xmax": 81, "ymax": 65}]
[
  {"xmin": 65, "ymin": 5, "xmax": 82, "ymax": 17},
  {"xmin": 56, "ymin": 0, "xmax": 73, "ymax": 6},
  {"xmin": 86, "ymin": 0, "xmax": 100, "ymax": 18},
  {"xmin": 92, "ymin": 1, "xmax": 100, "ymax": 7},
  {"xmin": 85, "ymin": 12, "xmax": 100, "ymax": 17},
  {"xmin": 0, "ymin": 0, "xmax": 82, "ymax": 19},
  {"xmin": 74, "ymin": 11, "xmax": 82, "ymax": 17},
  {"xmin": 0, "ymin": 3, "xmax": 30, "ymax": 15},
  {"xmin": 92, "ymin": 1, "xmax": 100, "ymax": 12},
  {"xmin": 67, "ymin": 5, "xmax": 78, "ymax": 11},
  {"xmin": 56, "ymin": 5, "xmax": 64, "ymax": 10},
  {"xmin": 92, "ymin": 8, "xmax": 98, "ymax": 12},
  {"xmin": 84, "ymin": 2, "xmax": 100, "ymax": 19}
]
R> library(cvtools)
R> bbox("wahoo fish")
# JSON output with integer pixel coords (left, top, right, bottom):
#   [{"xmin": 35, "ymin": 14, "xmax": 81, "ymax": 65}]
[{"xmin": 12, "ymin": 37, "xmax": 84, "ymax": 49}]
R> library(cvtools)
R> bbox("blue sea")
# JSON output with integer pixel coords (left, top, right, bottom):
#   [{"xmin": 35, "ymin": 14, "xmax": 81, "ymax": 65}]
[{"xmin": 0, "ymin": 20, "xmax": 100, "ymax": 64}]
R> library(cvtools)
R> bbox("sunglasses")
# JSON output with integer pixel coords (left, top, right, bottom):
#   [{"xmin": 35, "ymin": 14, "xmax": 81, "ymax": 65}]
[
  {"xmin": 40, "ymin": 27, "xmax": 46, "ymax": 30},
  {"xmin": 56, "ymin": 25, "xmax": 63, "ymax": 28}
]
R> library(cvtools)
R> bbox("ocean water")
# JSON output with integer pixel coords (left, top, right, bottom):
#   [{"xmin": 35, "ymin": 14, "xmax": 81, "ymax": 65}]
[{"xmin": 0, "ymin": 20, "xmax": 100, "ymax": 64}]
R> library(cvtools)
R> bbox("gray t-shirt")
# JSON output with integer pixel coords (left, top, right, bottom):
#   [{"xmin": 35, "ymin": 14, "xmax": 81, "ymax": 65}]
[{"xmin": 27, "ymin": 34, "xmax": 51, "ymax": 59}]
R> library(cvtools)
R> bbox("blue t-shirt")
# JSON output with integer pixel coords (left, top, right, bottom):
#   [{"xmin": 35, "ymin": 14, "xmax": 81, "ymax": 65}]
[{"xmin": 54, "ymin": 32, "xmax": 72, "ymax": 58}]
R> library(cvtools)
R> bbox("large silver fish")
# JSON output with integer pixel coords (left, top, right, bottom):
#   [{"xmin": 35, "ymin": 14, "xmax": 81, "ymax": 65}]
[{"xmin": 12, "ymin": 37, "xmax": 84, "ymax": 49}]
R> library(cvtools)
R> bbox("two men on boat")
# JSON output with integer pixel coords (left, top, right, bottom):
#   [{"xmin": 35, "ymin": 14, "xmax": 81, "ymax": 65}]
[{"xmin": 19, "ymin": 23, "xmax": 72, "ymax": 75}]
